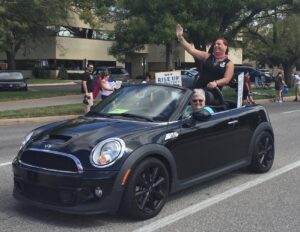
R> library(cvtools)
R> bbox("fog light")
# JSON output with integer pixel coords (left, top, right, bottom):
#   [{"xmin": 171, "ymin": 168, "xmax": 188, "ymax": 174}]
[{"xmin": 94, "ymin": 186, "xmax": 103, "ymax": 198}]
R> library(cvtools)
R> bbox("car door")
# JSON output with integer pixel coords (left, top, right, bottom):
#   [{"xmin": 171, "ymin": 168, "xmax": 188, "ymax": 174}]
[{"xmin": 169, "ymin": 108, "xmax": 253, "ymax": 180}]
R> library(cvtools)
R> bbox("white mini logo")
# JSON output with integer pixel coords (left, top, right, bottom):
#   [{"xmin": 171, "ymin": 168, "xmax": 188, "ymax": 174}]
[
  {"xmin": 44, "ymin": 144, "xmax": 52, "ymax": 149},
  {"xmin": 165, "ymin": 132, "xmax": 179, "ymax": 141}
]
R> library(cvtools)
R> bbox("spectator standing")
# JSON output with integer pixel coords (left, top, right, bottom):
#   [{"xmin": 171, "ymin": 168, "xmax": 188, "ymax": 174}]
[
  {"xmin": 93, "ymin": 74, "xmax": 102, "ymax": 99},
  {"xmin": 176, "ymin": 24, "xmax": 234, "ymax": 90},
  {"xmin": 82, "ymin": 63, "xmax": 94, "ymax": 113},
  {"xmin": 274, "ymin": 72, "xmax": 286, "ymax": 103},
  {"xmin": 101, "ymin": 71, "xmax": 115, "ymax": 100},
  {"xmin": 293, "ymin": 73, "xmax": 300, "ymax": 101},
  {"xmin": 243, "ymin": 72, "xmax": 255, "ymax": 104}
]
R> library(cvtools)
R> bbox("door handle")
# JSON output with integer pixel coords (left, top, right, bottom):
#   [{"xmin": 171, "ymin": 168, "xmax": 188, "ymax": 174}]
[{"xmin": 227, "ymin": 120, "xmax": 238, "ymax": 125}]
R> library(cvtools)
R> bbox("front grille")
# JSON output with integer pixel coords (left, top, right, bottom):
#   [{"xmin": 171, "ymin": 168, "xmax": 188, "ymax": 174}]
[
  {"xmin": 18, "ymin": 180, "xmax": 63, "ymax": 205},
  {"xmin": 20, "ymin": 149, "xmax": 81, "ymax": 173}
]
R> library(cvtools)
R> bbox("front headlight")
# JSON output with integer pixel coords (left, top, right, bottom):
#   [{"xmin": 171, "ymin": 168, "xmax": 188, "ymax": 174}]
[
  {"xmin": 90, "ymin": 138, "xmax": 125, "ymax": 167},
  {"xmin": 20, "ymin": 131, "xmax": 34, "ymax": 149}
]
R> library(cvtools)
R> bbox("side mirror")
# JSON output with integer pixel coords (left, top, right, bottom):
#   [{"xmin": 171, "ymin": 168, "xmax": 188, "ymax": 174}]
[{"xmin": 192, "ymin": 108, "xmax": 211, "ymax": 121}]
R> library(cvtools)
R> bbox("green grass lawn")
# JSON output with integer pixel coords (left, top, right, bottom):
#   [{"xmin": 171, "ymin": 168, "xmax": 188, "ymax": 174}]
[
  {"xmin": 0, "ymin": 90, "xmax": 81, "ymax": 102},
  {"xmin": 0, "ymin": 103, "xmax": 83, "ymax": 119},
  {"xmin": 222, "ymin": 86, "xmax": 295, "ymax": 101}
]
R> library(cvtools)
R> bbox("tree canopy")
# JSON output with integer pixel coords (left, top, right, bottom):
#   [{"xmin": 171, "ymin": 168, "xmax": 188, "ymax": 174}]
[
  {"xmin": 0, "ymin": 0, "xmax": 300, "ymax": 75},
  {"xmin": 244, "ymin": 13, "xmax": 300, "ymax": 85},
  {"xmin": 109, "ymin": 0, "xmax": 300, "ymax": 71}
]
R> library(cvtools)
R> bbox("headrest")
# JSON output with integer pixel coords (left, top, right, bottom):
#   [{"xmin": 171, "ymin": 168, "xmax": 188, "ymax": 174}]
[
  {"xmin": 204, "ymin": 87, "xmax": 224, "ymax": 106},
  {"xmin": 205, "ymin": 91, "xmax": 215, "ymax": 105}
]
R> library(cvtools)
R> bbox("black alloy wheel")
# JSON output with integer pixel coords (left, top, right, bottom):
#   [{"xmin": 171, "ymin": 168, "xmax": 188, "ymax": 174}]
[
  {"xmin": 249, "ymin": 131, "xmax": 274, "ymax": 173},
  {"xmin": 121, "ymin": 158, "xmax": 169, "ymax": 220}
]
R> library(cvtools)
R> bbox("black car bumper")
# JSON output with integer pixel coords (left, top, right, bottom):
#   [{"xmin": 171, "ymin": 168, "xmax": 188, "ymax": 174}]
[
  {"xmin": 12, "ymin": 161, "xmax": 123, "ymax": 215},
  {"xmin": 0, "ymin": 85, "xmax": 27, "ymax": 90}
]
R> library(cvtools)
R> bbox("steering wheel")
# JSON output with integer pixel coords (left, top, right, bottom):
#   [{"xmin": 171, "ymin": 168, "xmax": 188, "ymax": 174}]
[{"xmin": 202, "ymin": 86, "xmax": 224, "ymax": 106}]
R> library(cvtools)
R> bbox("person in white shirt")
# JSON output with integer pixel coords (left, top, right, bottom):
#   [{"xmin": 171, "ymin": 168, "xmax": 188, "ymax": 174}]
[
  {"xmin": 100, "ymin": 71, "xmax": 115, "ymax": 100},
  {"xmin": 293, "ymin": 73, "xmax": 300, "ymax": 102}
]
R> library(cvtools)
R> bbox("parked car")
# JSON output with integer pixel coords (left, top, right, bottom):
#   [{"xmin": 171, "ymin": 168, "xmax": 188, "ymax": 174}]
[
  {"xmin": 259, "ymin": 69, "xmax": 274, "ymax": 80},
  {"xmin": 13, "ymin": 84, "xmax": 274, "ymax": 220},
  {"xmin": 234, "ymin": 66, "xmax": 274, "ymax": 83},
  {"xmin": 0, "ymin": 72, "xmax": 28, "ymax": 91},
  {"xmin": 93, "ymin": 66, "xmax": 129, "ymax": 82},
  {"xmin": 181, "ymin": 68, "xmax": 199, "ymax": 88}
]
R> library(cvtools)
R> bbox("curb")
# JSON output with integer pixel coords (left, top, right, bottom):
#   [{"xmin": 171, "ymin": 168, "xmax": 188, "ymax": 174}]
[{"xmin": 0, "ymin": 115, "xmax": 80, "ymax": 126}]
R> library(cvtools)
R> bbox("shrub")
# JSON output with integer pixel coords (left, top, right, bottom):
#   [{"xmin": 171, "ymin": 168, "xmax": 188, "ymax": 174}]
[
  {"xmin": 32, "ymin": 67, "xmax": 50, "ymax": 79},
  {"xmin": 57, "ymin": 67, "xmax": 68, "ymax": 79}
]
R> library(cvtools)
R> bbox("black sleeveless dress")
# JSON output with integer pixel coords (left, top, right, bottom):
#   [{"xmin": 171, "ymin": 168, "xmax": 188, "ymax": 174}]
[{"xmin": 195, "ymin": 54, "xmax": 231, "ymax": 89}]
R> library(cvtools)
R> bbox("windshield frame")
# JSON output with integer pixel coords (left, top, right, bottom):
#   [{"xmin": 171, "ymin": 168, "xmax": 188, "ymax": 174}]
[{"xmin": 88, "ymin": 84, "xmax": 190, "ymax": 122}]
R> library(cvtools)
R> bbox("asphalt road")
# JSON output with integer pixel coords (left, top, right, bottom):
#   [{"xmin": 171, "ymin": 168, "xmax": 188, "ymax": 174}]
[{"xmin": 0, "ymin": 102, "xmax": 299, "ymax": 232}]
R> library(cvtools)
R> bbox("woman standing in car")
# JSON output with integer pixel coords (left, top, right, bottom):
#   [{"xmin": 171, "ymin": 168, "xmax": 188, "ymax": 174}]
[{"xmin": 176, "ymin": 24, "xmax": 234, "ymax": 90}]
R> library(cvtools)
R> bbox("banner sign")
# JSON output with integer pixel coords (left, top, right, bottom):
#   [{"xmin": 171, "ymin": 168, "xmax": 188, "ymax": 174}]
[
  {"xmin": 155, "ymin": 71, "xmax": 182, "ymax": 86},
  {"xmin": 237, "ymin": 72, "xmax": 244, "ymax": 108}
]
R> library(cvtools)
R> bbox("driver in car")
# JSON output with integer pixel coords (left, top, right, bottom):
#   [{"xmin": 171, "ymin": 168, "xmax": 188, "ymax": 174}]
[
  {"xmin": 190, "ymin": 89, "xmax": 214, "ymax": 113},
  {"xmin": 183, "ymin": 89, "xmax": 214, "ymax": 119}
]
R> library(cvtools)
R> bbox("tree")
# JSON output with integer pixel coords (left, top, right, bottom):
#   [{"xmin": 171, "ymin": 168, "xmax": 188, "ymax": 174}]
[
  {"xmin": 109, "ymin": 0, "xmax": 180, "ymax": 70},
  {"xmin": 109, "ymin": 0, "xmax": 298, "ymax": 72},
  {"xmin": 244, "ymin": 14, "xmax": 300, "ymax": 86},
  {"xmin": 0, "ymin": 0, "xmax": 76, "ymax": 70}
]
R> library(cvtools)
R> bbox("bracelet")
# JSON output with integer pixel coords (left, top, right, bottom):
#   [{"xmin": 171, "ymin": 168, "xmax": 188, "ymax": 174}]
[{"xmin": 215, "ymin": 80, "xmax": 218, "ymax": 86}]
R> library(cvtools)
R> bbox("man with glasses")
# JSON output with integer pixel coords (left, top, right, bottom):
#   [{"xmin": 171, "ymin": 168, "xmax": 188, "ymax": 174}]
[
  {"xmin": 82, "ymin": 63, "xmax": 94, "ymax": 113},
  {"xmin": 190, "ymin": 88, "xmax": 214, "ymax": 114}
]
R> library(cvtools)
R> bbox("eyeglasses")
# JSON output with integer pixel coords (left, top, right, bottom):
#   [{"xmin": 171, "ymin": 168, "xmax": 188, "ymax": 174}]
[{"xmin": 192, "ymin": 99, "xmax": 204, "ymax": 103}]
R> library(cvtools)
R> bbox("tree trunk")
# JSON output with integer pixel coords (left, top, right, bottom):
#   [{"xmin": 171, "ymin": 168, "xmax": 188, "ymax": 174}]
[
  {"xmin": 6, "ymin": 51, "xmax": 16, "ymax": 70},
  {"xmin": 282, "ymin": 64, "xmax": 294, "ymax": 88},
  {"xmin": 165, "ymin": 42, "xmax": 174, "ymax": 71}
]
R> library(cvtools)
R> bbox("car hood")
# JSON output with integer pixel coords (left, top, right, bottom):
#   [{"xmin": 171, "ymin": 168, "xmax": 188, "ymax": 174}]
[{"xmin": 27, "ymin": 116, "xmax": 163, "ymax": 153}]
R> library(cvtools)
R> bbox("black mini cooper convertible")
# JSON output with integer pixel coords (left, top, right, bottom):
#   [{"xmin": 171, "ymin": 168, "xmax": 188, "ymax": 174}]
[{"xmin": 13, "ymin": 84, "xmax": 274, "ymax": 220}]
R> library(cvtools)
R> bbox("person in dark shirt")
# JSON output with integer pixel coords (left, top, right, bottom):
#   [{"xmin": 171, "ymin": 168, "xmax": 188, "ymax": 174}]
[
  {"xmin": 274, "ymin": 72, "xmax": 286, "ymax": 103},
  {"xmin": 176, "ymin": 24, "xmax": 234, "ymax": 90},
  {"xmin": 243, "ymin": 72, "xmax": 255, "ymax": 104},
  {"xmin": 82, "ymin": 63, "xmax": 94, "ymax": 113}
]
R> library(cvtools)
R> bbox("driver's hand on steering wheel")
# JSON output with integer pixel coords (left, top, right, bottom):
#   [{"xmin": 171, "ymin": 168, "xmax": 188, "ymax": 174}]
[{"xmin": 207, "ymin": 80, "xmax": 218, "ymax": 89}]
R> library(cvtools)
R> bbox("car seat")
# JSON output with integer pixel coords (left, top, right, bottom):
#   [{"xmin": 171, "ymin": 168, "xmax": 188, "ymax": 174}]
[{"xmin": 203, "ymin": 87, "xmax": 226, "ymax": 112}]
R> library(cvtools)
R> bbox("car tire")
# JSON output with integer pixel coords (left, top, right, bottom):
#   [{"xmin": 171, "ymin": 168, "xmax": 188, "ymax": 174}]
[
  {"xmin": 121, "ymin": 157, "xmax": 169, "ymax": 220},
  {"xmin": 248, "ymin": 131, "xmax": 274, "ymax": 173}
]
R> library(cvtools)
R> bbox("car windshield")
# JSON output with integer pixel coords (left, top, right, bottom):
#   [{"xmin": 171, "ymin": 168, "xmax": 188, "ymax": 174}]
[
  {"xmin": 89, "ymin": 84, "xmax": 186, "ymax": 122},
  {"xmin": 0, "ymin": 72, "xmax": 23, "ymax": 80}
]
